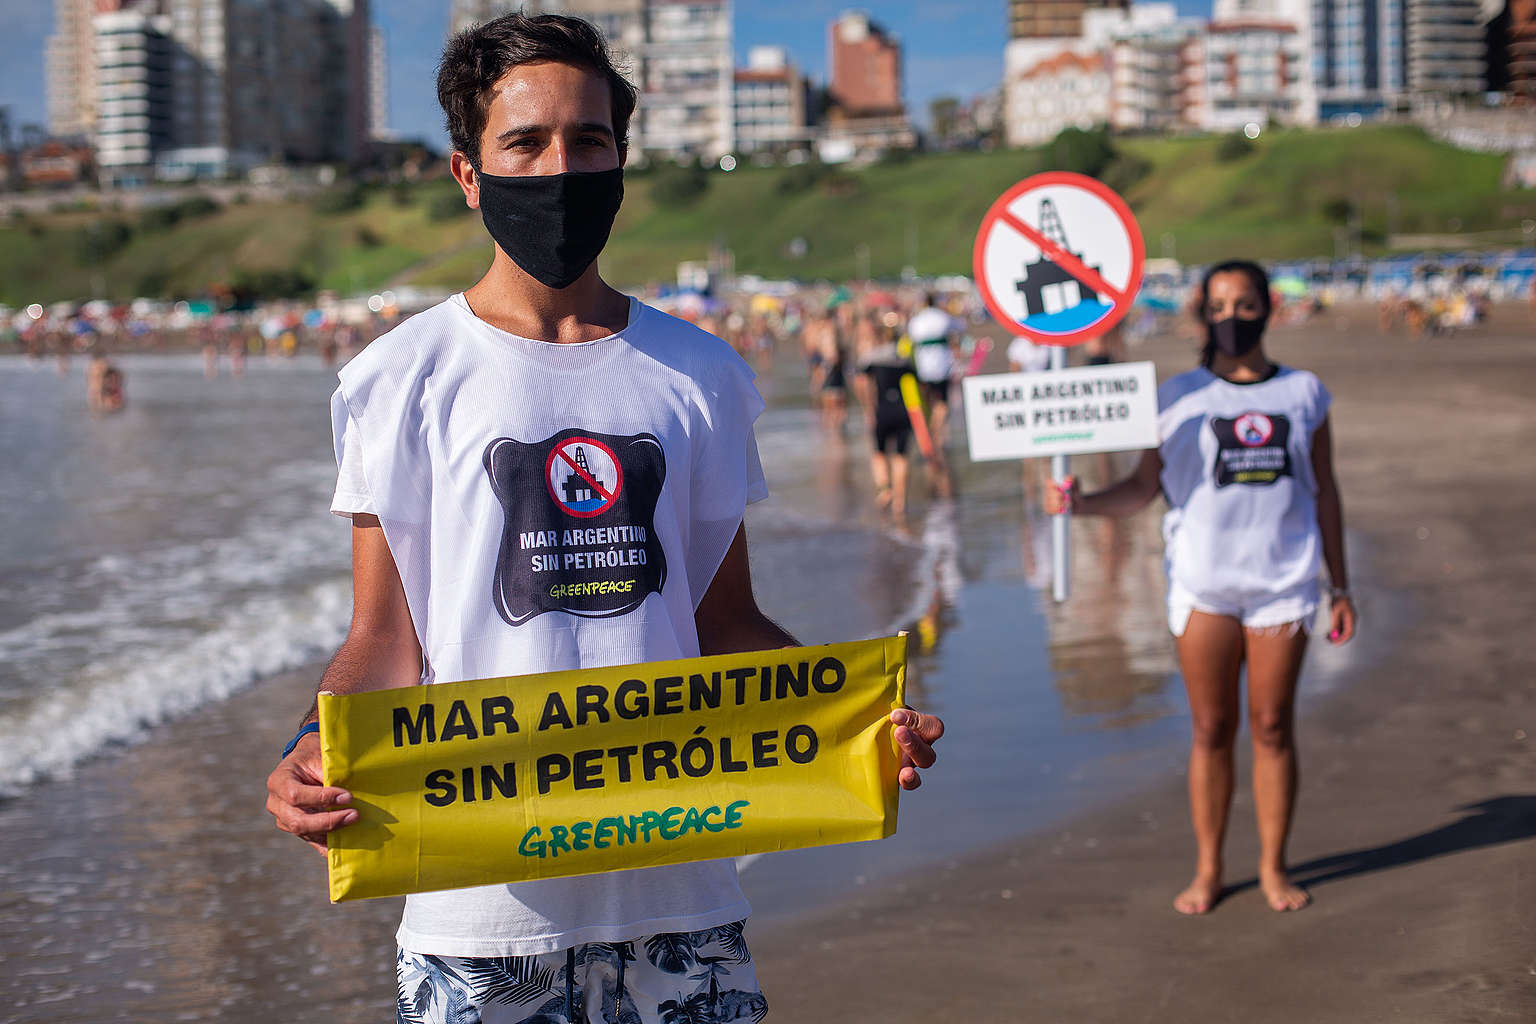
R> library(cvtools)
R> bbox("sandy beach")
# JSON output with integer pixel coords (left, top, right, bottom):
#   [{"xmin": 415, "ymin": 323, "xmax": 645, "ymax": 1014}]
[
  {"xmin": 753, "ymin": 304, "xmax": 1536, "ymax": 1022},
  {"xmin": 1, "ymin": 302, "xmax": 1532, "ymax": 1022}
]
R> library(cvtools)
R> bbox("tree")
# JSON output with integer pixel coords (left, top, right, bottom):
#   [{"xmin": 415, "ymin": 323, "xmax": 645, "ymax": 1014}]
[{"xmin": 929, "ymin": 95, "xmax": 962, "ymax": 147}]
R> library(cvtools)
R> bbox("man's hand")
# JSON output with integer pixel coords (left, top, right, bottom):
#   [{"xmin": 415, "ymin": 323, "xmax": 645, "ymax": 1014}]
[
  {"xmin": 890, "ymin": 708, "xmax": 944, "ymax": 790},
  {"xmin": 265, "ymin": 732, "xmax": 357, "ymax": 856}
]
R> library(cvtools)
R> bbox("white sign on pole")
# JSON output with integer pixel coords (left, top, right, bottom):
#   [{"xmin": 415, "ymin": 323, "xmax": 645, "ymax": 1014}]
[{"xmin": 962, "ymin": 361, "xmax": 1160, "ymax": 462}]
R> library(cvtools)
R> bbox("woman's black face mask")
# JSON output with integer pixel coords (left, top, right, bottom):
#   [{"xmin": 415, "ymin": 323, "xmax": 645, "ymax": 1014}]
[
  {"xmin": 1207, "ymin": 314, "xmax": 1267, "ymax": 358},
  {"xmin": 475, "ymin": 167, "xmax": 624, "ymax": 290}
]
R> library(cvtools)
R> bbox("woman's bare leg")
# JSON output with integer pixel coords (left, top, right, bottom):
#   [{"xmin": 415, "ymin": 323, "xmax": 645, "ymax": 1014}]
[
  {"xmin": 1173, "ymin": 610, "xmax": 1245, "ymax": 914},
  {"xmin": 1245, "ymin": 624, "xmax": 1311, "ymax": 910}
]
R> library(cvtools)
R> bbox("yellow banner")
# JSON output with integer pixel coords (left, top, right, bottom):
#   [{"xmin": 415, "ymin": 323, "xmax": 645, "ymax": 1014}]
[{"xmin": 319, "ymin": 636, "xmax": 907, "ymax": 902}]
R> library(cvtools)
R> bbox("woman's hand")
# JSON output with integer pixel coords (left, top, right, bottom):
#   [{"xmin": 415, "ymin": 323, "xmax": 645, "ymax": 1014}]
[
  {"xmin": 1327, "ymin": 594, "xmax": 1357, "ymax": 645},
  {"xmin": 1043, "ymin": 476, "xmax": 1077, "ymax": 516}
]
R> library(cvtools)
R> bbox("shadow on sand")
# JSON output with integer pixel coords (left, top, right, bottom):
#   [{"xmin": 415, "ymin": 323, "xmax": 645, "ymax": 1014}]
[{"xmin": 1223, "ymin": 795, "xmax": 1536, "ymax": 899}]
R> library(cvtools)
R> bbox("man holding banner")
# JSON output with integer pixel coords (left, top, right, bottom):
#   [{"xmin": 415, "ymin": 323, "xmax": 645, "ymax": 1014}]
[{"xmin": 263, "ymin": 13, "xmax": 941, "ymax": 1024}]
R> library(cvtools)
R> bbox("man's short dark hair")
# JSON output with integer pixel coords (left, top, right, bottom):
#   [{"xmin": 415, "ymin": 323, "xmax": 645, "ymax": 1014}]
[{"xmin": 437, "ymin": 13, "xmax": 638, "ymax": 168}]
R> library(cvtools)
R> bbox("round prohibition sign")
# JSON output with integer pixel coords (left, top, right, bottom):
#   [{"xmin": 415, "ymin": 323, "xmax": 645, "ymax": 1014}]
[
  {"xmin": 1234, "ymin": 413, "xmax": 1275, "ymax": 447},
  {"xmin": 545, "ymin": 436, "xmax": 624, "ymax": 519},
  {"xmin": 972, "ymin": 171, "xmax": 1145, "ymax": 347}
]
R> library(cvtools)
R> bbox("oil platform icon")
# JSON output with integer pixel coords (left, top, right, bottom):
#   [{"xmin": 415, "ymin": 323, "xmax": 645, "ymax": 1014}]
[
  {"xmin": 562, "ymin": 446, "xmax": 601, "ymax": 505},
  {"xmin": 1015, "ymin": 198, "xmax": 1105, "ymax": 322}
]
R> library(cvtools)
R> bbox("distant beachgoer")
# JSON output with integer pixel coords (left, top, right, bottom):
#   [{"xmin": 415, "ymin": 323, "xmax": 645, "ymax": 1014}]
[
  {"xmin": 1083, "ymin": 323, "xmax": 1124, "ymax": 366},
  {"xmin": 1046, "ymin": 259, "xmax": 1357, "ymax": 916},
  {"xmin": 99, "ymin": 365, "xmax": 125, "ymax": 412},
  {"xmin": 86, "ymin": 351, "xmax": 110, "ymax": 410},
  {"xmin": 1006, "ymin": 334, "xmax": 1052, "ymax": 375},
  {"xmin": 906, "ymin": 293, "xmax": 958, "ymax": 446},
  {"xmin": 857, "ymin": 320, "xmax": 916, "ymax": 519},
  {"xmin": 202, "ymin": 331, "xmax": 219, "ymax": 378},
  {"xmin": 806, "ymin": 308, "xmax": 848, "ymax": 431}
]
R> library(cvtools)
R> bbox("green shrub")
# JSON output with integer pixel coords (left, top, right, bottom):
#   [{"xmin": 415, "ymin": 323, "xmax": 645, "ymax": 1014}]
[
  {"xmin": 231, "ymin": 267, "xmax": 315, "ymax": 300},
  {"xmin": 1215, "ymin": 132, "xmax": 1254, "ymax": 162},
  {"xmin": 650, "ymin": 161, "xmax": 710, "ymax": 207},
  {"xmin": 427, "ymin": 191, "xmax": 470, "ymax": 221},
  {"xmin": 76, "ymin": 219, "xmax": 134, "ymax": 264},
  {"xmin": 1319, "ymin": 196, "xmax": 1353, "ymax": 224},
  {"xmin": 1099, "ymin": 153, "xmax": 1152, "ymax": 194},
  {"xmin": 775, "ymin": 161, "xmax": 824, "ymax": 195},
  {"xmin": 141, "ymin": 195, "xmax": 222, "ymax": 231},
  {"xmin": 313, "ymin": 184, "xmax": 368, "ymax": 215},
  {"xmin": 1043, "ymin": 126, "xmax": 1116, "ymax": 178}
]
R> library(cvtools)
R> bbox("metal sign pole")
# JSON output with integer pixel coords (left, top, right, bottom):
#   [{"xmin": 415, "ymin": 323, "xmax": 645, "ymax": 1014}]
[{"xmin": 1050, "ymin": 343, "xmax": 1070, "ymax": 603}]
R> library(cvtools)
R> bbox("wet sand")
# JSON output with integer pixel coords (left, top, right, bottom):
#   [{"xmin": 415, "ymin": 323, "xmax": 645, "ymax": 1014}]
[{"xmin": 752, "ymin": 304, "xmax": 1536, "ymax": 1021}]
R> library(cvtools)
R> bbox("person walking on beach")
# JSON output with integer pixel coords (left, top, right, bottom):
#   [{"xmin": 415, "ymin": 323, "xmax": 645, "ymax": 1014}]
[
  {"xmin": 263, "ymin": 15, "xmax": 943, "ymax": 1023},
  {"xmin": 1046, "ymin": 259, "xmax": 1356, "ymax": 915},
  {"xmin": 906, "ymin": 293, "xmax": 958, "ymax": 446},
  {"xmin": 855, "ymin": 312, "xmax": 917, "ymax": 519}
]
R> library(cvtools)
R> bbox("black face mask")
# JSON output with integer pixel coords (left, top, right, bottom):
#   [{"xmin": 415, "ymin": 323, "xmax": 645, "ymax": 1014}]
[
  {"xmin": 1208, "ymin": 315, "xmax": 1267, "ymax": 358},
  {"xmin": 475, "ymin": 167, "xmax": 624, "ymax": 290}
]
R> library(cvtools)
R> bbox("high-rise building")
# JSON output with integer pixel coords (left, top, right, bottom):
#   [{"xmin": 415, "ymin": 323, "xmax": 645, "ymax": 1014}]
[
  {"xmin": 1508, "ymin": 0, "xmax": 1536, "ymax": 97},
  {"xmin": 733, "ymin": 46, "xmax": 809, "ymax": 153},
  {"xmin": 1310, "ymin": 0, "xmax": 1408, "ymax": 117},
  {"xmin": 822, "ymin": 10, "xmax": 912, "ymax": 157},
  {"xmin": 1407, "ymin": 0, "xmax": 1487, "ymax": 96},
  {"xmin": 1004, "ymin": 50, "xmax": 1111, "ymax": 146},
  {"xmin": 82, "ymin": 0, "xmax": 374, "ymax": 184},
  {"xmin": 632, "ymin": 0, "xmax": 734, "ymax": 159},
  {"xmin": 1009, "ymin": 0, "xmax": 1130, "ymax": 39},
  {"xmin": 829, "ymin": 10, "xmax": 902, "ymax": 114},
  {"xmin": 450, "ymin": 0, "xmax": 555, "ymax": 35},
  {"xmin": 93, "ymin": 8, "xmax": 173, "ymax": 180},
  {"xmin": 1106, "ymin": 12, "xmax": 1203, "ymax": 134},
  {"xmin": 47, "ymin": 0, "xmax": 143, "ymax": 139},
  {"xmin": 370, "ymin": 23, "xmax": 390, "ymax": 140},
  {"xmin": 1196, "ymin": 19, "xmax": 1315, "ymax": 130},
  {"xmin": 441, "ymin": 1, "xmax": 734, "ymax": 160},
  {"xmin": 542, "ymin": 0, "xmax": 732, "ymax": 160}
]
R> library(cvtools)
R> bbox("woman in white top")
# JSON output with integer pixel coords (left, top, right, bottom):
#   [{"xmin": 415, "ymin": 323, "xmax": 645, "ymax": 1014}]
[{"xmin": 1045, "ymin": 260, "xmax": 1358, "ymax": 916}]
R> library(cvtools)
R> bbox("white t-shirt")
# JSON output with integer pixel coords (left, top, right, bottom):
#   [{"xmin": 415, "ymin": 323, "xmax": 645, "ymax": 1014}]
[
  {"xmin": 1156, "ymin": 366, "xmax": 1331, "ymax": 602},
  {"xmin": 906, "ymin": 306, "xmax": 956, "ymax": 383},
  {"xmin": 329, "ymin": 293, "xmax": 766, "ymax": 957}
]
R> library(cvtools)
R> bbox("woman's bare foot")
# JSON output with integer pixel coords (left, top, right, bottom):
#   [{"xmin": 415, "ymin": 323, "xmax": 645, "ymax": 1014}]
[
  {"xmin": 1259, "ymin": 870, "xmax": 1310, "ymax": 911},
  {"xmin": 1173, "ymin": 874, "xmax": 1222, "ymax": 915}
]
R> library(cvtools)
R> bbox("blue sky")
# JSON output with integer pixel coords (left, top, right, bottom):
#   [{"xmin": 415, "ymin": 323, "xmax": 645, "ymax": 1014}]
[{"xmin": 0, "ymin": 1, "xmax": 1211, "ymax": 148}]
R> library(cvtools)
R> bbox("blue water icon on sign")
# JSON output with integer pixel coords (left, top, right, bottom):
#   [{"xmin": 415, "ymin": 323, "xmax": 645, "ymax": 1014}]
[{"xmin": 1021, "ymin": 300, "xmax": 1112, "ymax": 333}]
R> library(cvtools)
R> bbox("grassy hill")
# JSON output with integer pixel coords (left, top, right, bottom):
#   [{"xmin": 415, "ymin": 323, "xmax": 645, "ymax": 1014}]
[{"xmin": 2, "ymin": 124, "xmax": 1530, "ymax": 307}]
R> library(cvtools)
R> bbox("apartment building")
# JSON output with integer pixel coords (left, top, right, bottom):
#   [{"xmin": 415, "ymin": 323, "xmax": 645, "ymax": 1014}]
[{"xmin": 733, "ymin": 46, "xmax": 809, "ymax": 154}]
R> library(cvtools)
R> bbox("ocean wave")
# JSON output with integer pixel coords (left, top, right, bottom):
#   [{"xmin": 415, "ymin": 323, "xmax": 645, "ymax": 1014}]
[{"xmin": 0, "ymin": 577, "xmax": 351, "ymax": 796}]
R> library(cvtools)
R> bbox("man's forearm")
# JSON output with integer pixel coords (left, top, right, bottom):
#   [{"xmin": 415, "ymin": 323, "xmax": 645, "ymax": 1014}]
[{"xmin": 301, "ymin": 631, "xmax": 423, "ymax": 724}]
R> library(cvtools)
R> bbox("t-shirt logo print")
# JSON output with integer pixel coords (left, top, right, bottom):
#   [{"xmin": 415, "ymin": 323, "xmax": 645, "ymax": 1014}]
[
  {"xmin": 484, "ymin": 428, "xmax": 667, "ymax": 625},
  {"xmin": 1210, "ymin": 412, "xmax": 1292, "ymax": 488}
]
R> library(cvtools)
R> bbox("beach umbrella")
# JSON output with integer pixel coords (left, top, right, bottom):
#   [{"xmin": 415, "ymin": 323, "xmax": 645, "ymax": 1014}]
[{"xmin": 1135, "ymin": 293, "xmax": 1179, "ymax": 312}]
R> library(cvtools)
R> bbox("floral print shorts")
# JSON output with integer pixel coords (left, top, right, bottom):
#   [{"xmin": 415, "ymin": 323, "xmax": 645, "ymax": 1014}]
[{"xmin": 395, "ymin": 919, "xmax": 766, "ymax": 1024}]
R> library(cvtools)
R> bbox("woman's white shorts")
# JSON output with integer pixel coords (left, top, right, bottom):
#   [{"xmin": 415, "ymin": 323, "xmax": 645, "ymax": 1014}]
[{"xmin": 1167, "ymin": 580, "xmax": 1319, "ymax": 638}]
